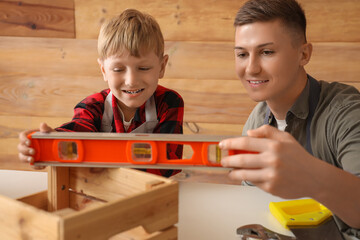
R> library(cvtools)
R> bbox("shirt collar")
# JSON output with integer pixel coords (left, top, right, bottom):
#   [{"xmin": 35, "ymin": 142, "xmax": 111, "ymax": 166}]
[{"xmin": 287, "ymin": 76, "xmax": 311, "ymax": 120}]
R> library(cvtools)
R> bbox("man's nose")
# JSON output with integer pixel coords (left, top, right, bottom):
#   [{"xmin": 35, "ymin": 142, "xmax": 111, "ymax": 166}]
[{"xmin": 246, "ymin": 55, "xmax": 261, "ymax": 75}]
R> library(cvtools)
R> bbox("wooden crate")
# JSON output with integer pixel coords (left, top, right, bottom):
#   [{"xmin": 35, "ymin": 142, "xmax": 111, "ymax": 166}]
[{"xmin": 0, "ymin": 167, "xmax": 178, "ymax": 240}]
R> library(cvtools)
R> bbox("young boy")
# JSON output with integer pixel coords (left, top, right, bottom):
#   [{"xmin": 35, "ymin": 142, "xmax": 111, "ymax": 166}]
[
  {"xmin": 18, "ymin": 9, "xmax": 183, "ymax": 177},
  {"xmin": 219, "ymin": 0, "xmax": 360, "ymax": 237}
]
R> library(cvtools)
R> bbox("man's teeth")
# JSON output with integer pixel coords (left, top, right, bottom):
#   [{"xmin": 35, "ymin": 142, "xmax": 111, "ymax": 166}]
[
  {"xmin": 249, "ymin": 80, "xmax": 267, "ymax": 84},
  {"xmin": 123, "ymin": 89, "xmax": 143, "ymax": 94}
]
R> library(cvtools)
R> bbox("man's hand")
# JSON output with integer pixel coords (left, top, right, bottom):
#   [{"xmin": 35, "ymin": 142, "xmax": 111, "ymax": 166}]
[
  {"xmin": 219, "ymin": 125, "xmax": 318, "ymax": 199},
  {"xmin": 18, "ymin": 123, "xmax": 54, "ymax": 169}
]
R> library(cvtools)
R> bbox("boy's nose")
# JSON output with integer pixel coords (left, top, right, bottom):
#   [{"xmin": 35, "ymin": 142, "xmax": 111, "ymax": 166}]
[{"xmin": 124, "ymin": 69, "xmax": 137, "ymax": 86}]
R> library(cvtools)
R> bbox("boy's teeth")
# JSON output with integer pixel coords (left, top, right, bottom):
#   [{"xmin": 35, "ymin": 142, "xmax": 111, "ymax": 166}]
[{"xmin": 124, "ymin": 89, "xmax": 142, "ymax": 94}]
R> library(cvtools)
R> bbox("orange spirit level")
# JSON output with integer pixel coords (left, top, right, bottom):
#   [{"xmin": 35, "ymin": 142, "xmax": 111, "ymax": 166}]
[{"xmin": 28, "ymin": 132, "xmax": 256, "ymax": 169}]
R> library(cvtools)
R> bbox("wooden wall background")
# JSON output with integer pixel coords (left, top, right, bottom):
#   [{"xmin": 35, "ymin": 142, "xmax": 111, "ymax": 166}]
[{"xmin": 0, "ymin": 0, "xmax": 359, "ymax": 171}]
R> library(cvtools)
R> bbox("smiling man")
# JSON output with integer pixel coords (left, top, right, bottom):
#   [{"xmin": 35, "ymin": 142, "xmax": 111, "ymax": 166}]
[{"xmin": 219, "ymin": 0, "xmax": 360, "ymax": 237}]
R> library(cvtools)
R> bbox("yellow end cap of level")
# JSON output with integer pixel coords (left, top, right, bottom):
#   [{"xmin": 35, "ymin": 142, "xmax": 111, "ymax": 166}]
[{"xmin": 269, "ymin": 198, "xmax": 332, "ymax": 228}]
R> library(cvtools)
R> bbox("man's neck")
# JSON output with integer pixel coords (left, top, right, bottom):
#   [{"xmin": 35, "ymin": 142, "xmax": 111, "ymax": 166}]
[{"xmin": 267, "ymin": 72, "xmax": 308, "ymax": 120}]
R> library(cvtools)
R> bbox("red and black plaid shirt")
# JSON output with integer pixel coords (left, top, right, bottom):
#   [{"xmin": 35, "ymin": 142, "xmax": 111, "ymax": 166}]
[{"xmin": 56, "ymin": 85, "xmax": 184, "ymax": 177}]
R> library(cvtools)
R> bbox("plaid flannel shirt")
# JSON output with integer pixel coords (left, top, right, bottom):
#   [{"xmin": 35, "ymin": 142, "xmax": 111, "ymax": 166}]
[{"xmin": 56, "ymin": 85, "xmax": 184, "ymax": 177}]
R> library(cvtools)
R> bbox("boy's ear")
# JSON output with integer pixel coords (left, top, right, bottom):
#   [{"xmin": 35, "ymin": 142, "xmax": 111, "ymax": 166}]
[
  {"xmin": 97, "ymin": 58, "xmax": 107, "ymax": 81},
  {"xmin": 159, "ymin": 54, "xmax": 169, "ymax": 79},
  {"xmin": 299, "ymin": 43, "xmax": 312, "ymax": 67}
]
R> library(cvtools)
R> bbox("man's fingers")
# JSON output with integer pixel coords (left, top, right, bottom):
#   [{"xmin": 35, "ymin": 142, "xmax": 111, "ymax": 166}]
[
  {"xmin": 247, "ymin": 125, "xmax": 293, "ymax": 143},
  {"xmin": 247, "ymin": 125, "xmax": 283, "ymax": 140},
  {"xmin": 228, "ymin": 168, "xmax": 267, "ymax": 184},
  {"xmin": 219, "ymin": 135, "xmax": 271, "ymax": 153},
  {"xmin": 221, "ymin": 154, "xmax": 261, "ymax": 169}
]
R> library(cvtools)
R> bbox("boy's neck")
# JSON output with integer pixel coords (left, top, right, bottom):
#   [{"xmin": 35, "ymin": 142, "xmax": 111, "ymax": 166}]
[{"xmin": 117, "ymin": 101, "xmax": 136, "ymax": 122}]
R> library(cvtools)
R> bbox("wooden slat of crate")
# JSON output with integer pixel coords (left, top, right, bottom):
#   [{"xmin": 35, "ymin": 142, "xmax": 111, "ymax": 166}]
[
  {"xmin": 68, "ymin": 168, "xmax": 173, "ymax": 206},
  {"xmin": 60, "ymin": 168, "xmax": 178, "ymax": 239},
  {"xmin": 48, "ymin": 167, "xmax": 70, "ymax": 211},
  {"xmin": 17, "ymin": 190, "xmax": 48, "ymax": 210},
  {"xmin": 0, "ymin": 0, "xmax": 75, "ymax": 38},
  {"xmin": 0, "ymin": 194, "xmax": 60, "ymax": 240},
  {"xmin": 74, "ymin": 0, "xmax": 360, "ymax": 42},
  {"xmin": 110, "ymin": 226, "xmax": 177, "ymax": 240},
  {"xmin": 61, "ymin": 181, "xmax": 178, "ymax": 239}
]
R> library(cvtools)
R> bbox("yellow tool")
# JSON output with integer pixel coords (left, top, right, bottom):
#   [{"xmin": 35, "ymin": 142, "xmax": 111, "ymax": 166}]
[
  {"xmin": 268, "ymin": 198, "xmax": 344, "ymax": 240},
  {"xmin": 269, "ymin": 198, "xmax": 332, "ymax": 228},
  {"xmin": 237, "ymin": 199, "xmax": 344, "ymax": 239}
]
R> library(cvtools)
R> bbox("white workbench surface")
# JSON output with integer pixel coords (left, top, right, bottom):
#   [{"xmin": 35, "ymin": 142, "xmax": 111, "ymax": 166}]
[
  {"xmin": 0, "ymin": 170, "xmax": 47, "ymax": 199},
  {"xmin": 178, "ymin": 181, "xmax": 293, "ymax": 240}
]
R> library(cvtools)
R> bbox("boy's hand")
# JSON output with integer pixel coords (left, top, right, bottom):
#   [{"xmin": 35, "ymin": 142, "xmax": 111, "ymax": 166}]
[
  {"xmin": 18, "ymin": 123, "xmax": 54, "ymax": 169},
  {"xmin": 219, "ymin": 125, "xmax": 318, "ymax": 199}
]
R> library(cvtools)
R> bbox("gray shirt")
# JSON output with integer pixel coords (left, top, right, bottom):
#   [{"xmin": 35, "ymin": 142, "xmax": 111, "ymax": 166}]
[{"xmin": 243, "ymin": 77, "xmax": 360, "ymax": 236}]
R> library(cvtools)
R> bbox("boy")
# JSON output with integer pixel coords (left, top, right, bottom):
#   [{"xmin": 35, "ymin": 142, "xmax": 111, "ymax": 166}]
[
  {"xmin": 219, "ymin": 0, "xmax": 360, "ymax": 237},
  {"xmin": 18, "ymin": 9, "xmax": 183, "ymax": 177}
]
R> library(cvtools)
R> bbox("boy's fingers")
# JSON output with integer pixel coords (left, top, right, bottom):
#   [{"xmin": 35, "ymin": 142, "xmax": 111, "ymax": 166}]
[
  {"xmin": 32, "ymin": 165, "xmax": 46, "ymax": 170},
  {"xmin": 39, "ymin": 122, "xmax": 54, "ymax": 133},
  {"xmin": 18, "ymin": 152, "xmax": 33, "ymax": 163},
  {"xmin": 19, "ymin": 129, "xmax": 37, "ymax": 143}
]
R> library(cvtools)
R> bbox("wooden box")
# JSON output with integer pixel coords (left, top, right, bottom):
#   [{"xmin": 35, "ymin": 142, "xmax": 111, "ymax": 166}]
[{"xmin": 0, "ymin": 167, "xmax": 178, "ymax": 240}]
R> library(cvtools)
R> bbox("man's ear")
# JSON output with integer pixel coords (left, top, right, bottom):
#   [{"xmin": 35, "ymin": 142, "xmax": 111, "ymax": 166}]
[
  {"xmin": 159, "ymin": 54, "xmax": 169, "ymax": 79},
  {"xmin": 299, "ymin": 43, "xmax": 312, "ymax": 67},
  {"xmin": 97, "ymin": 58, "xmax": 107, "ymax": 82}
]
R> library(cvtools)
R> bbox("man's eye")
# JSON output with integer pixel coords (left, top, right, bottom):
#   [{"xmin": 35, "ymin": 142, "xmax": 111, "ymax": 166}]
[
  {"xmin": 113, "ymin": 68, "xmax": 124, "ymax": 72},
  {"xmin": 262, "ymin": 50, "xmax": 274, "ymax": 56},
  {"xmin": 236, "ymin": 52, "xmax": 247, "ymax": 58}
]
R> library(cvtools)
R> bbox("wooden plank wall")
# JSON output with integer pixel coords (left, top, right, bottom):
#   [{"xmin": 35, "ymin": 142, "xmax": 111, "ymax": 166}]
[{"xmin": 0, "ymin": 0, "xmax": 359, "ymax": 170}]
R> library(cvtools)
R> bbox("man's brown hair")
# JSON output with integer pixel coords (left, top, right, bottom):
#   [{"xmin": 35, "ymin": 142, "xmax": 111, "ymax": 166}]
[
  {"xmin": 234, "ymin": 0, "xmax": 307, "ymax": 44},
  {"xmin": 98, "ymin": 9, "xmax": 165, "ymax": 60}
]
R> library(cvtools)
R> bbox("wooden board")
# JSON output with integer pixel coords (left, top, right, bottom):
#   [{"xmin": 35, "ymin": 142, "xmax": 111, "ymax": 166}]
[
  {"xmin": 48, "ymin": 167, "xmax": 70, "ymax": 211},
  {"xmin": 0, "ymin": 37, "xmax": 359, "ymax": 122},
  {"xmin": 0, "ymin": 194, "xmax": 60, "ymax": 240},
  {"xmin": 0, "ymin": 0, "xmax": 75, "ymax": 38},
  {"xmin": 18, "ymin": 190, "xmax": 48, "ymax": 210},
  {"xmin": 73, "ymin": 0, "xmax": 360, "ymax": 42},
  {"xmin": 1, "ymin": 37, "xmax": 359, "ymax": 82}
]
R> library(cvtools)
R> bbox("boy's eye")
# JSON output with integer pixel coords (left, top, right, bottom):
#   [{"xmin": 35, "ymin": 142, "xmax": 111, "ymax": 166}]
[
  {"xmin": 139, "ymin": 67, "xmax": 151, "ymax": 71},
  {"xmin": 113, "ymin": 68, "xmax": 124, "ymax": 72}
]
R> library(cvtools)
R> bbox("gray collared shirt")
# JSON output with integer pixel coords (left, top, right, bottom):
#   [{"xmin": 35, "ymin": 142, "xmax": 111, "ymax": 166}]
[
  {"xmin": 242, "ymin": 77, "xmax": 360, "ymax": 237},
  {"xmin": 243, "ymin": 77, "xmax": 360, "ymax": 176}
]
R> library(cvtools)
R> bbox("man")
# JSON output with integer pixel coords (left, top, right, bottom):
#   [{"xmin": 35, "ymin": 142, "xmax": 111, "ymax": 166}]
[{"xmin": 219, "ymin": 0, "xmax": 360, "ymax": 237}]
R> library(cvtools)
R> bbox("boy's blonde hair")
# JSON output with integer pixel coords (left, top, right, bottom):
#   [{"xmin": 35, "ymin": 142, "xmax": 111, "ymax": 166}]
[{"xmin": 98, "ymin": 9, "xmax": 165, "ymax": 60}]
